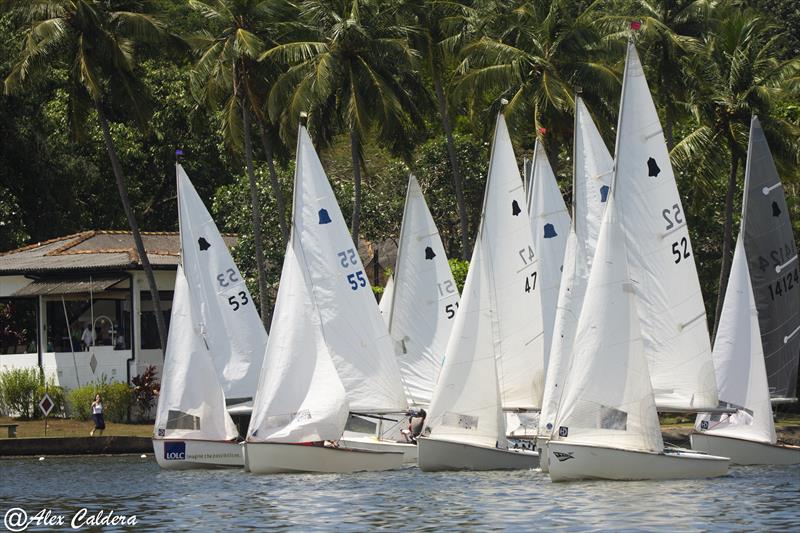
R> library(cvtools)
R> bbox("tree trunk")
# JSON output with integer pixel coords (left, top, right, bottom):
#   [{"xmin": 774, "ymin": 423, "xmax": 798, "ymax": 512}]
[
  {"xmin": 711, "ymin": 148, "xmax": 740, "ymax": 345},
  {"xmin": 242, "ymin": 101, "xmax": 271, "ymax": 330},
  {"xmin": 96, "ymin": 103, "xmax": 167, "ymax": 354},
  {"xmin": 349, "ymin": 124, "xmax": 362, "ymax": 247},
  {"xmin": 257, "ymin": 121, "xmax": 289, "ymax": 245},
  {"xmin": 433, "ymin": 73, "xmax": 470, "ymax": 260},
  {"xmin": 664, "ymin": 102, "xmax": 675, "ymax": 153}
]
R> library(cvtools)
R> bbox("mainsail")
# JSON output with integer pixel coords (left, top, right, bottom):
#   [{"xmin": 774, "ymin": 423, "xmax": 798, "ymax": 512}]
[
  {"xmin": 154, "ymin": 265, "xmax": 238, "ymax": 441},
  {"xmin": 177, "ymin": 166, "xmax": 268, "ymax": 406},
  {"xmin": 425, "ymin": 113, "xmax": 544, "ymax": 449},
  {"xmin": 695, "ymin": 235, "xmax": 777, "ymax": 444},
  {"xmin": 742, "ymin": 116, "xmax": 800, "ymax": 400},
  {"xmin": 388, "ymin": 175, "xmax": 459, "ymax": 407},
  {"xmin": 290, "ymin": 126, "xmax": 407, "ymax": 413},
  {"xmin": 538, "ymin": 97, "xmax": 613, "ymax": 436},
  {"xmin": 613, "ymin": 41, "xmax": 718, "ymax": 410},
  {"xmin": 527, "ymin": 140, "xmax": 571, "ymax": 368}
]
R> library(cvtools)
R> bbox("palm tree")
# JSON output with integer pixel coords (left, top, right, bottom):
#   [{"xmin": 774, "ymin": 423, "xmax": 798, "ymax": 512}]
[
  {"xmin": 599, "ymin": 0, "xmax": 715, "ymax": 150},
  {"xmin": 452, "ymin": 0, "xmax": 620, "ymax": 150},
  {"xmin": 188, "ymin": 0, "xmax": 298, "ymax": 326},
  {"xmin": 404, "ymin": 0, "xmax": 474, "ymax": 259},
  {"xmin": 3, "ymin": 0, "xmax": 170, "ymax": 352},
  {"xmin": 265, "ymin": 0, "xmax": 427, "ymax": 246},
  {"xmin": 672, "ymin": 8, "xmax": 800, "ymax": 341}
]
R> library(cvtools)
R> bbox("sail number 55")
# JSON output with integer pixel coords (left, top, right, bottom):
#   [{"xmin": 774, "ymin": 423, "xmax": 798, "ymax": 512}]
[{"xmin": 337, "ymin": 248, "xmax": 367, "ymax": 291}]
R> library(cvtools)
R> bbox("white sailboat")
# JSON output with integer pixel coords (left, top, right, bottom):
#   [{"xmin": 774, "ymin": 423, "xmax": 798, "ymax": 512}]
[
  {"xmin": 537, "ymin": 96, "xmax": 614, "ymax": 471},
  {"xmin": 527, "ymin": 139, "xmax": 571, "ymax": 370},
  {"xmin": 153, "ymin": 266, "xmax": 243, "ymax": 469},
  {"xmin": 546, "ymin": 194, "xmax": 729, "ymax": 481},
  {"xmin": 378, "ymin": 275, "xmax": 394, "ymax": 323},
  {"xmin": 611, "ymin": 40, "xmax": 719, "ymax": 412},
  {"xmin": 341, "ymin": 175, "xmax": 458, "ymax": 461},
  {"xmin": 417, "ymin": 112, "xmax": 540, "ymax": 471},
  {"xmin": 245, "ymin": 124, "xmax": 405, "ymax": 474},
  {"xmin": 691, "ymin": 117, "xmax": 800, "ymax": 465},
  {"xmin": 176, "ymin": 165, "xmax": 269, "ymax": 414}
]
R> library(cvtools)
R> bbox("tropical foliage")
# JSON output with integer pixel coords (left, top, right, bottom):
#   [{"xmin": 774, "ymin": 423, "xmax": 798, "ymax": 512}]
[{"xmin": 0, "ymin": 0, "xmax": 798, "ymax": 339}]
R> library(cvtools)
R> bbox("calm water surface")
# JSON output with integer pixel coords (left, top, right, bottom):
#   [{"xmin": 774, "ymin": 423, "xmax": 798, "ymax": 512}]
[{"xmin": 2, "ymin": 455, "xmax": 798, "ymax": 531}]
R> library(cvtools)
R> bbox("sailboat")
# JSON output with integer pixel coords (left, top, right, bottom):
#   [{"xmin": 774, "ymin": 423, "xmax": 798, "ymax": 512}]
[
  {"xmin": 691, "ymin": 117, "xmax": 800, "ymax": 465},
  {"xmin": 341, "ymin": 175, "xmax": 459, "ymax": 459},
  {"xmin": 153, "ymin": 266, "xmax": 243, "ymax": 469},
  {"xmin": 546, "ymin": 192, "xmax": 729, "ymax": 481},
  {"xmin": 176, "ymin": 165, "xmax": 269, "ymax": 420},
  {"xmin": 153, "ymin": 165, "xmax": 269, "ymax": 468},
  {"xmin": 245, "ymin": 124, "xmax": 405, "ymax": 474},
  {"xmin": 527, "ymin": 138, "xmax": 571, "ymax": 372},
  {"xmin": 417, "ymin": 112, "xmax": 541, "ymax": 471},
  {"xmin": 609, "ymin": 39, "xmax": 720, "ymax": 412},
  {"xmin": 537, "ymin": 96, "xmax": 614, "ymax": 471},
  {"xmin": 378, "ymin": 275, "xmax": 394, "ymax": 323}
]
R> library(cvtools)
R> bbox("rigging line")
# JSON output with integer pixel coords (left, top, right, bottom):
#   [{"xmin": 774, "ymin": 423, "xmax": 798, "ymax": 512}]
[{"xmin": 61, "ymin": 295, "xmax": 80, "ymax": 388}]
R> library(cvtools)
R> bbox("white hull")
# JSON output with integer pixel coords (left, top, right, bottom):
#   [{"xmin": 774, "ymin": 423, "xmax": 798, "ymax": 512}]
[
  {"xmin": 417, "ymin": 437, "xmax": 539, "ymax": 472},
  {"xmin": 690, "ymin": 433, "xmax": 800, "ymax": 465},
  {"xmin": 152, "ymin": 439, "xmax": 243, "ymax": 470},
  {"xmin": 537, "ymin": 437, "xmax": 550, "ymax": 473},
  {"xmin": 245, "ymin": 442, "xmax": 404, "ymax": 474},
  {"xmin": 547, "ymin": 441, "xmax": 729, "ymax": 482},
  {"xmin": 339, "ymin": 436, "xmax": 418, "ymax": 463}
]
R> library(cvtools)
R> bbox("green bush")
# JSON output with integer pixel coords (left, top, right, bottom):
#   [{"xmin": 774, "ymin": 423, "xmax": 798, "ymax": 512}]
[
  {"xmin": 67, "ymin": 379, "xmax": 133, "ymax": 423},
  {"xmin": 0, "ymin": 367, "xmax": 40, "ymax": 419}
]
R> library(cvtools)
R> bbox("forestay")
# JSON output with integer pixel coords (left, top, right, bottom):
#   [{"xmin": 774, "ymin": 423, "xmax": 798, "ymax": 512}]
[
  {"xmin": 695, "ymin": 235, "xmax": 776, "ymax": 444},
  {"xmin": 292, "ymin": 126, "xmax": 407, "ymax": 413},
  {"xmin": 247, "ymin": 239, "xmax": 349, "ymax": 443},
  {"xmin": 552, "ymin": 197, "xmax": 663, "ymax": 453},
  {"xmin": 177, "ymin": 166, "xmax": 268, "ymax": 406},
  {"xmin": 742, "ymin": 116, "xmax": 800, "ymax": 400},
  {"xmin": 527, "ymin": 140, "xmax": 570, "ymax": 369},
  {"xmin": 613, "ymin": 41, "xmax": 718, "ymax": 411},
  {"xmin": 154, "ymin": 265, "xmax": 238, "ymax": 441},
  {"xmin": 388, "ymin": 175, "xmax": 460, "ymax": 407},
  {"xmin": 538, "ymin": 97, "xmax": 613, "ymax": 436}
]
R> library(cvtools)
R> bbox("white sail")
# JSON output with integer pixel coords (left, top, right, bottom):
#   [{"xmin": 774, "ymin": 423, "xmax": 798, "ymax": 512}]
[
  {"xmin": 425, "ymin": 113, "xmax": 543, "ymax": 448},
  {"xmin": 247, "ymin": 239, "xmax": 349, "ymax": 443},
  {"xmin": 539, "ymin": 98, "xmax": 614, "ymax": 435},
  {"xmin": 613, "ymin": 41, "xmax": 718, "ymax": 410},
  {"xmin": 292, "ymin": 126, "xmax": 407, "ymax": 412},
  {"xmin": 527, "ymin": 140, "xmax": 571, "ymax": 369},
  {"xmin": 154, "ymin": 265, "xmax": 238, "ymax": 441},
  {"xmin": 177, "ymin": 165, "xmax": 268, "ymax": 406},
  {"xmin": 552, "ymin": 198, "xmax": 664, "ymax": 453},
  {"xmin": 388, "ymin": 175, "xmax": 460, "ymax": 407},
  {"xmin": 378, "ymin": 275, "xmax": 395, "ymax": 324},
  {"xmin": 695, "ymin": 235, "xmax": 776, "ymax": 444}
]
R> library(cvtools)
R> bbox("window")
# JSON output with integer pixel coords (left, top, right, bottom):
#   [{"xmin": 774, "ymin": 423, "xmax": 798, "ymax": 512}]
[
  {"xmin": 0, "ymin": 298, "xmax": 37, "ymax": 354},
  {"xmin": 45, "ymin": 296, "xmax": 132, "ymax": 353},
  {"xmin": 140, "ymin": 291, "xmax": 173, "ymax": 349}
]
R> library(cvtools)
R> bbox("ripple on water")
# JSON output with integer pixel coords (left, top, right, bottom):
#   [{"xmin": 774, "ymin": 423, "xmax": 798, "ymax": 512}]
[{"xmin": 2, "ymin": 457, "xmax": 798, "ymax": 531}]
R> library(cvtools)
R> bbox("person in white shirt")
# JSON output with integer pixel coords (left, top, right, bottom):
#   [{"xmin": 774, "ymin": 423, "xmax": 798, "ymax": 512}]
[
  {"xmin": 90, "ymin": 394, "xmax": 105, "ymax": 436},
  {"xmin": 81, "ymin": 324, "xmax": 93, "ymax": 351}
]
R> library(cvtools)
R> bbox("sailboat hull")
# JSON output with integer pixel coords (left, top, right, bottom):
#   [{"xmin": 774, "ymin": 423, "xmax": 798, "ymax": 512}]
[
  {"xmin": 152, "ymin": 439, "xmax": 243, "ymax": 470},
  {"xmin": 417, "ymin": 437, "xmax": 539, "ymax": 472},
  {"xmin": 245, "ymin": 442, "xmax": 404, "ymax": 474},
  {"xmin": 547, "ymin": 441, "xmax": 729, "ymax": 481},
  {"xmin": 690, "ymin": 433, "xmax": 800, "ymax": 465},
  {"xmin": 339, "ymin": 436, "xmax": 418, "ymax": 463},
  {"xmin": 537, "ymin": 437, "xmax": 550, "ymax": 473}
]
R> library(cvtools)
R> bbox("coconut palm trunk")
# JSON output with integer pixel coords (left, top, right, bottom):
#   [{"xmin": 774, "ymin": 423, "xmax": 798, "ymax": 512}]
[
  {"xmin": 96, "ymin": 102, "xmax": 168, "ymax": 353},
  {"xmin": 241, "ymin": 96, "xmax": 271, "ymax": 329},
  {"xmin": 433, "ymin": 73, "xmax": 470, "ymax": 259},
  {"xmin": 711, "ymin": 146, "xmax": 740, "ymax": 344},
  {"xmin": 256, "ymin": 121, "xmax": 289, "ymax": 244},
  {"xmin": 349, "ymin": 124, "xmax": 363, "ymax": 247}
]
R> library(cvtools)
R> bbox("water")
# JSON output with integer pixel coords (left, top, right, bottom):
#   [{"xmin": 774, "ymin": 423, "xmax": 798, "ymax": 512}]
[{"xmin": 2, "ymin": 455, "xmax": 799, "ymax": 531}]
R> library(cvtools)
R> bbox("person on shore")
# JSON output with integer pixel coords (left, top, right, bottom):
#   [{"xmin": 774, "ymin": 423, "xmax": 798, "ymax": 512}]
[
  {"xmin": 90, "ymin": 394, "xmax": 105, "ymax": 436},
  {"xmin": 81, "ymin": 324, "xmax": 94, "ymax": 351}
]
